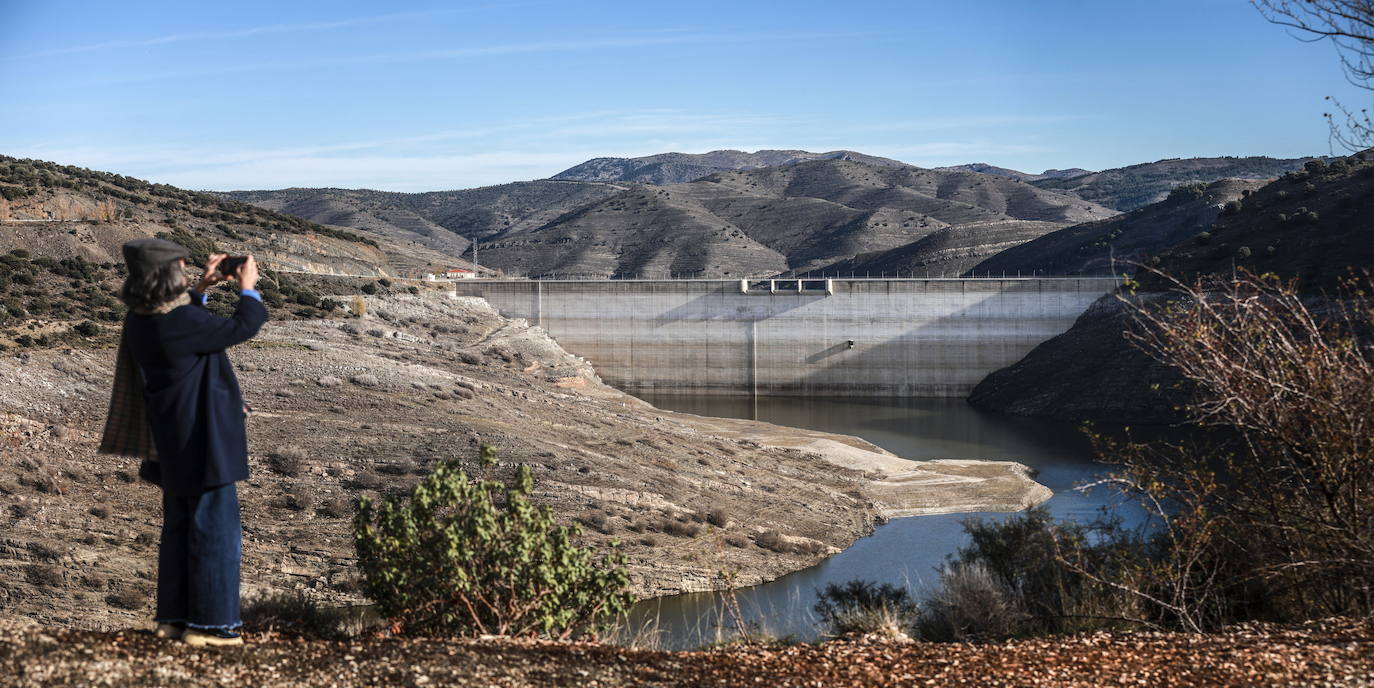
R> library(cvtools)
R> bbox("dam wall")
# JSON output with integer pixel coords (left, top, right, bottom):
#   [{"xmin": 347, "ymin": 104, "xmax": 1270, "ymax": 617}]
[{"xmin": 450, "ymin": 278, "xmax": 1118, "ymax": 397}]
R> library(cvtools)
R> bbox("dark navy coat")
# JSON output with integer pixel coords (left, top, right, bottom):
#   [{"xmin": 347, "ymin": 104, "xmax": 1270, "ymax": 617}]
[{"xmin": 124, "ymin": 292, "xmax": 267, "ymax": 496}]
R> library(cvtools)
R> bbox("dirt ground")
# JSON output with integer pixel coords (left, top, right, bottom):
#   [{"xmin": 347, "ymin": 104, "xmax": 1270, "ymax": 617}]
[
  {"xmin": 0, "ymin": 616, "xmax": 1369, "ymax": 688},
  {"xmin": 0, "ymin": 290, "xmax": 1048, "ymax": 630}
]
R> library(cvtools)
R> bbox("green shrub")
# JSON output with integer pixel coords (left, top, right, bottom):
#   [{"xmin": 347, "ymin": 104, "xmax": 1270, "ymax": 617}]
[
  {"xmin": 154, "ymin": 229, "xmax": 215, "ymax": 265},
  {"xmin": 1167, "ymin": 182, "xmax": 1207, "ymax": 202},
  {"xmin": 353, "ymin": 444, "xmax": 634, "ymax": 638}
]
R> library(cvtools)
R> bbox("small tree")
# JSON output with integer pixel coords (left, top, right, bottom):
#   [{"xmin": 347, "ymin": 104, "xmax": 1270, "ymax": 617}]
[
  {"xmin": 1113, "ymin": 269, "xmax": 1374, "ymax": 623},
  {"xmin": 353, "ymin": 445, "xmax": 634, "ymax": 638}
]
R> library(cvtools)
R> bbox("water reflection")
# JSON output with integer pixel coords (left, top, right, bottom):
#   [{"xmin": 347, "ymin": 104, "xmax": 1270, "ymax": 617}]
[{"xmin": 627, "ymin": 395, "xmax": 1146, "ymax": 648}]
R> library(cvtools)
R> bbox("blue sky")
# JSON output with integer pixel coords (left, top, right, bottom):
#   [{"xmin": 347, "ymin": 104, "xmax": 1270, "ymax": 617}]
[{"xmin": 0, "ymin": 0, "xmax": 1366, "ymax": 191}]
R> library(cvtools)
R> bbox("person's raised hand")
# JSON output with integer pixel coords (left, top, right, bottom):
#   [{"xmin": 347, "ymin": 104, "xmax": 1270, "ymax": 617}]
[
  {"xmin": 237, "ymin": 255, "xmax": 259, "ymax": 292},
  {"xmin": 194, "ymin": 254, "xmax": 228, "ymax": 293}
]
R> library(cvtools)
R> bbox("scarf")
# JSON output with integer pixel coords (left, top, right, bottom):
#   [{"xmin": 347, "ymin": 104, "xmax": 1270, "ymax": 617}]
[{"xmin": 98, "ymin": 292, "xmax": 192, "ymax": 477}]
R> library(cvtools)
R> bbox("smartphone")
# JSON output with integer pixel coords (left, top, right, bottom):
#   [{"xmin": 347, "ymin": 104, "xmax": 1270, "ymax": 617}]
[{"xmin": 218, "ymin": 256, "xmax": 247, "ymax": 277}]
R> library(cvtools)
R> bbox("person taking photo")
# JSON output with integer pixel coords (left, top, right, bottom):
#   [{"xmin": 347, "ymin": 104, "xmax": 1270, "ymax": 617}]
[{"xmin": 100, "ymin": 239, "xmax": 267, "ymax": 647}]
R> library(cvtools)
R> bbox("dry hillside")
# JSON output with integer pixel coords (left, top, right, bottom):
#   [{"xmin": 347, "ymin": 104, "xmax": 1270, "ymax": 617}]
[
  {"xmin": 969, "ymin": 178, "xmax": 1266, "ymax": 277},
  {"xmin": 1029, "ymin": 155, "xmax": 1317, "ymax": 211},
  {"xmin": 474, "ymin": 159, "xmax": 1115, "ymax": 278},
  {"xmin": 224, "ymin": 180, "xmax": 625, "ymax": 261},
  {"xmin": 550, "ymin": 149, "xmax": 909, "ymax": 185},
  {"xmin": 969, "ymin": 154, "xmax": 1374, "ymax": 423}
]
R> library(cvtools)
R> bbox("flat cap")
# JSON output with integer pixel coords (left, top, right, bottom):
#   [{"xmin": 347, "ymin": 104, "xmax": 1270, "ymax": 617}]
[{"xmin": 122, "ymin": 238, "xmax": 189, "ymax": 274}]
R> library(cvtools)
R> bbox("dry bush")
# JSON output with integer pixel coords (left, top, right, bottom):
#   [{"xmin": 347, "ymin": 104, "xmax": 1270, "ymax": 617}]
[
  {"xmin": 348, "ymin": 470, "xmax": 384, "ymax": 491},
  {"xmin": 577, "ymin": 512, "xmax": 615, "ymax": 535},
  {"xmin": 318, "ymin": 496, "xmax": 352, "ymax": 519},
  {"xmin": 27, "ymin": 542, "xmax": 61, "ymax": 561},
  {"xmin": 707, "ymin": 508, "xmax": 731, "ymax": 528},
  {"xmin": 814, "ymin": 580, "xmax": 919, "ymax": 639},
  {"xmin": 376, "ymin": 461, "xmax": 415, "ymax": 476},
  {"xmin": 266, "ymin": 447, "xmax": 307, "ymax": 477},
  {"xmin": 241, "ymin": 591, "xmax": 349, "ymax": 638},
  {"xmin": 281, "ymin": 492, "xmax": 315, "ymax": 513},
  {"xmin": 89, "ymin": 505, "xmax": 110, "ymax": 519},
  {"xmin": 659, "ymin": 519, "xmax": 701, "ymax": 538},
  {"xmin": 24, "ymin": 564, "xmax": 62, "ymax": 587},
  {"xmin": 1107, "ymin": 269, "xmax": 1374, "ymax": 626},
  {"xmin": 916, "ymin": 562, "xmax": 1028, "ymax": 642},
  {"xmin": 754, "ymin": 529, "xmax": 788, "ymax": 553},
  {"xmin": 105, "ymin": 589, "xmax": 145, "ymax": 610}
]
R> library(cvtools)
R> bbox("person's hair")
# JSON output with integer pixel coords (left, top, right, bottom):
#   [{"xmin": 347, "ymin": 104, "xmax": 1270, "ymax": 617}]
[{"xmin": 120, "ymin": 259, "xmax": 186, "ymax": 312}]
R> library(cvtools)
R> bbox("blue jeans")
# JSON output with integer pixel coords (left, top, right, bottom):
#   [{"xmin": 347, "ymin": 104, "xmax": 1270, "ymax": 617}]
[{"xmin": 154, "ymin": 482, "xmax": 241, "ymax": 630}]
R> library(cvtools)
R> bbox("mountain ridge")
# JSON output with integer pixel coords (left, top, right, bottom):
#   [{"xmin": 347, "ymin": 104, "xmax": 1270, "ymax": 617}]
[{"xmin": 550, "ymin": 148, "xmax": 909, "ymax": 185}]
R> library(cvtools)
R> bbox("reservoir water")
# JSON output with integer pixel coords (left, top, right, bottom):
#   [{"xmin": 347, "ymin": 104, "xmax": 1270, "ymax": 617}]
[{"xmin": 627, "ymin": 395, "xmax": 1147, "ymax": 649}]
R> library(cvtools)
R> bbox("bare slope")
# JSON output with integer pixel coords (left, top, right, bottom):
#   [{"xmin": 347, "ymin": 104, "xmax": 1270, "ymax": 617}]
[
  {"xmin": 804, "ymin": 220, "xmax": 1070, "ymax": 278},
  {"xmin": 478, "ymin": 159, "xmax": 1116, "ymax": 278},
  {"xmin": 550, "ymin": 148, "xmax": 909, "ymax": 184},
  {"xmin": 1030, "ymin": 156, "xmax": 1318, "ymax": 211},
  {"xmin": 937, "ymin": 163, "xmax": 1093, "ymax": 182},
  {"xmin": 0, "ymin": 156, "xmax": 475, "ymax": 283},
  {"xmin": 970, "ymin": 155, "xmax": 1374, "ymax": 423},
  {"xmin": 969, "ymin": 178, "xmax": 1266, "ymax": 277},
  {"xmin": 222, "ymin": 180, "xmax": 625, "ymax": 264}
]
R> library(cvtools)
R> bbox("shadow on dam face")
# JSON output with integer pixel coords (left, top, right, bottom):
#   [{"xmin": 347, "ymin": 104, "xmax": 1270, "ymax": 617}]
[{"xmin": 448, "ymin": 278, "xmax": 1119, "ymax": 397}]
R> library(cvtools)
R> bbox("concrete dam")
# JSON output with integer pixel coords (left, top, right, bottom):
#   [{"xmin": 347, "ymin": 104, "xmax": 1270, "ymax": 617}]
[{"xmin": 450, "ymin": 278, "xmax": 1118, "ymax": 397}]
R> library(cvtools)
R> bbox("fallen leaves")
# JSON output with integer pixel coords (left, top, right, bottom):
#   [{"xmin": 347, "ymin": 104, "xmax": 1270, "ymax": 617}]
[{"xmin": 0, "ymin": 617, "xmax": 1369, "ymax": 687}]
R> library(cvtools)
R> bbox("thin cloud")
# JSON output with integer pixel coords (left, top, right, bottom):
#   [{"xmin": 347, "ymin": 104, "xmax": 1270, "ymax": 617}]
[
  {"xmin": 852, "ymin": 114, "xmax": 1089, "ymax": 133},
  {"xmin": 89, "ymin": 30, "xmax": 892, "ymax": 85},
  {"xmin": 15, "ymin": 6, "xmax": 524, "ymax": 60}
]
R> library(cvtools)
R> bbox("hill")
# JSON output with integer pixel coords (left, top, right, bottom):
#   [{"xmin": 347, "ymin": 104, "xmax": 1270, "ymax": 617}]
[
  {"xmin": 937, "ymin": 163, "xmax": 1093, "ymax": 182},
  {"xmin": 968, "ymin": 178, "xmax": 1266, "ymax": 276},
  {"xmin": 222, "ymin": 180, "xmax": 625, "ymax": 262},
  {"xmin": 550, "ymin": 149, "xmax": 908, "ymax": 185},
  {"xmin": 476, "ymin": 159, "xmax": 1116, "ymax": 278},
  {"xmin": 1030, "ymin": 156, "xmax": 1319, "ymax": 211},
  {"xmin": 969, "ymin": 154, "xmax": 1374, "ymax": 423},
  {"xmin": 0, "ymin": 156, "xmax": 473, "ymax": 283},
  {"xmin": 803, "ymin": 220, "xmax": 1069, "ymax": 278}
]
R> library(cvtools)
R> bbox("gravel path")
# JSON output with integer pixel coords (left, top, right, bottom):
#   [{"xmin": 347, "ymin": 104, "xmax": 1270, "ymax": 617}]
[{"xmin": 2, "ymin": 619, "xmax": 1370, "ymax": 687}]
